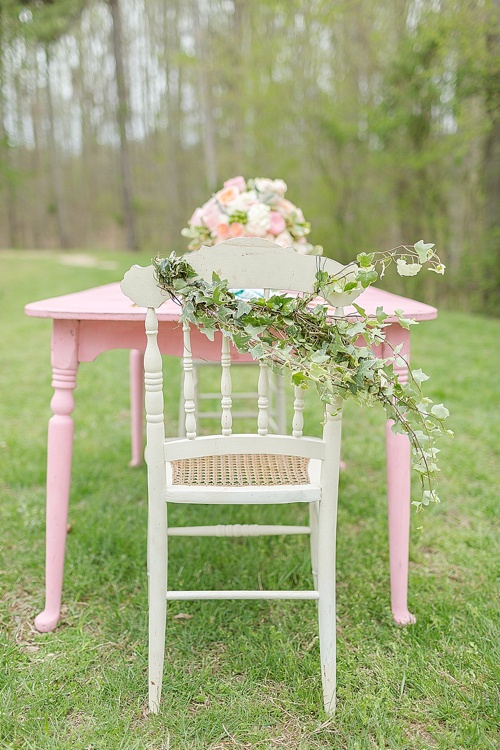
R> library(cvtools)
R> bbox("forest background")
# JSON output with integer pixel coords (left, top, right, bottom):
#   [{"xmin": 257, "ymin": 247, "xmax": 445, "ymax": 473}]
[{"xmin": 1, "ymin": 0, "xmax": 499, "ymax": 314}]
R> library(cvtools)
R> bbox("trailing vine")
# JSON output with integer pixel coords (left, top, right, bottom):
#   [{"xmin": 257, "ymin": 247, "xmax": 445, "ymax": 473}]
[{"xmin": 153, "ymin": 241, "xmax": 451, "ymax": 511}]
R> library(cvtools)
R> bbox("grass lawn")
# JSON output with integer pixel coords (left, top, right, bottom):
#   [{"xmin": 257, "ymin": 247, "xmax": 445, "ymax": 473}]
[{"xmin": 0, "ymin": 250, "xmax": 498, "ymax": 749}]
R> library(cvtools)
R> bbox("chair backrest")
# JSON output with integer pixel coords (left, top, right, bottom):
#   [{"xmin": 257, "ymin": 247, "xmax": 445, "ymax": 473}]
[
  {"xmin": 121, "ymin": 238, "xmax": 355, "ymax": 463},
  {"xmin": 187, "ymin": 238, "xmax": 349, "ymax": 298}
]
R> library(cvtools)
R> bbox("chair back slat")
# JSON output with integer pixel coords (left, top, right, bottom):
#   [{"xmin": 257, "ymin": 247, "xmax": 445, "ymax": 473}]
[
  {"xmin": 257, "ymin": 362, "xmax": 270, "ymax": 436},
  {"xmin": 182, "ymin": 321, "xmax": 197, "ymax": 438},
  {"xmin": 220, "ymin": 335, "xmax": 233, "ymax": 436},
  {"xmin": 292, "ymin": 386, "xmax": 305, "ymax": 438},
  {"xmin": 187, "ymin": 238, "xmax": 360, "ymax": 308}
]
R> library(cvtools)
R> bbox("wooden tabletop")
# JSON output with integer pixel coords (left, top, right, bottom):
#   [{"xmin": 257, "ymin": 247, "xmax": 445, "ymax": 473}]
[{"xmin": 25, "ymin": 282, "xmax": 437, "ymax": 323}]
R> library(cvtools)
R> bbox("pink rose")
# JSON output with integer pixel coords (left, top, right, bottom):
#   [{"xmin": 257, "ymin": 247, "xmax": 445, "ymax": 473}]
[
  {"xmin": 202, "ymin": 197, "xmax": 225, "ymax": 231},
  {"xmin": 268, "ymin": 211, "xmax": 286, "ymax": 236},
  {"xmin": 189, "ymin": 207, "xmax": 204, "ymax": 226},
  {"xmin": 223, "ymin": 175, "xmax": 246, "ymax": 192},
  {"xmin": 216, "ymin": 186, "xmax": 240, "ymax": 206}
]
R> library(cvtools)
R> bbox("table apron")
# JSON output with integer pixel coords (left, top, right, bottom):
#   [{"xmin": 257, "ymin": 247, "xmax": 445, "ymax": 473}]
[{"xmin": 77, "ymin": 320, "xmax": 256, "ymax": 363}]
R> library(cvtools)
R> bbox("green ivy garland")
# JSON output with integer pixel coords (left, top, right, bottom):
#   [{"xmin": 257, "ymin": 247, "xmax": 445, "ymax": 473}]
[{"xmin": 153, "ymin": 242, "xmax": 451, "ymax": 511}]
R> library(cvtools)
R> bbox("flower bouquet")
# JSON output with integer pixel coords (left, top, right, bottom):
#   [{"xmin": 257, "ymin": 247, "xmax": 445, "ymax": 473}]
[{"xmin": 181, "ymin": 176, "xmax": 323, "ymax": 255}]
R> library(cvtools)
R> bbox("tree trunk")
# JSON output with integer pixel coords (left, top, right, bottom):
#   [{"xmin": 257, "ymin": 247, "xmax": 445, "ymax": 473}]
[
  {"xmin": 45, "ymin": 45, "xmax": 72, "ymax": 249},
  {"xmin": 0, "ymin": 5, "xmax": 21, "ymax": 248},
  {"xmin": 109, "ymin": 0, "xmax": 138, "ymax": 251},
  {"xmin": 483, "ymin": 0, "xmax": 500, "ymax": 309},
  {"xmin": 193, "ymin": 0, "xmax": 218, "ymax": 191}
]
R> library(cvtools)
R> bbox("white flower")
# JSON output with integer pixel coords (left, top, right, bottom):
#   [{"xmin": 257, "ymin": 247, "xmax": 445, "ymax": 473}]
[
  {"xmin": 274, "ymin": 230, "xmax": 294, "ymax": 248},
  {"xmin": 230, "ymin": 189, "xmax": 258, "ymax": 212},
  {"xmin": 254, "ymin": 178, "xmax": 276, "ymax": 193},
  {"xmin": 293, "ymin": 239, "xmax": 311, "ymax": 255},
  {"xmin": 272, "ymin": 179, "xmax": 287, "ymax": 195},
  {"xmin": 254, "ymin": 178, "xmax": 288, "ymax": 196},
  {"xmin": 246, "ymin": 203, "xmax": 271, "ymax": 236}
]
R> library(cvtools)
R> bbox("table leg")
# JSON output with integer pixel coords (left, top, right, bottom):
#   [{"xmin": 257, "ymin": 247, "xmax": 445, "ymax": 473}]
[
  {"xmin": 129, "ymin": 349, "xmax": 144, "ymax": 467},
  {"xmin": 35, "ymin": 320, "xmax": 79, "ymax": 633},
  {"xmin": 384, "ymin": 326, "xmax": 416, "ymax": 626}
]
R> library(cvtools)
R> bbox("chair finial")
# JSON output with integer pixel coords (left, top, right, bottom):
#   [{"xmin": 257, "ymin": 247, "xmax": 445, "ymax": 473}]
[{"xmin": 121, "ymin": 265, "xmax": 170, "ymax": 309}]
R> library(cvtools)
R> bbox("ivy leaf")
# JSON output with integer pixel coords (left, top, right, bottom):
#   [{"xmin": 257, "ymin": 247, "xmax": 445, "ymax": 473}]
[
  {"xmin": 395, "ymin": 309, "xmax": 418, "ymax": 329},
  {"xmin": 347, "ymin": 321, "xmax": 365, "ymax": 336},
  {"xmin": 356, "ymin": 252, "xmax": 374, "ymax": 268},
  {"xmin": 231, "ymin": 331, "xmax": 251, "ymax": 349},
  {"xmin": 245, "ymin": 324, "xmax": 266, "ymax": 338},
  {"xmin": 291, "ymin": 372, "xmax": 308, "ymax": 387},
  {"xmin": 431, "ymin": 403, "xmax": 450, "ymax": 420},
  {"xmin": 396, "ymin": 259, "xmax": 422, "ymax": 276},
  {"xmin": 201, "ymin": 325, "xmax": 216, "ymax": 341},
  {"xmin": 352, "ymin": 303, "xmax": 367, "ymax": 317},
  {"xmin": 357, "ymin": 268, "xmax": 378, "ymax": 288},
  {"xmin": 412, "ymin": 368, "xmax": 430, "ymax": 386},
  {"xmin": 249, "ymin": 343, "xmax": 265, "ymax": 359},
  {"xmin": 414, "ymin": 240, "xmax": 435, "ymax": 263},
  {"xmin": 423, "ymin": 490, "xmax": 440, "ymax": 505},
  {"xmin": 310, "ymin": 351, "xmax": 330, "ymax": 364},
  {"xmin": 235, "ymin": 299, "xmax": 252, "ymax": 318},
  {"xmin": 428, "ymin": 263, "xmax": 446, "ymax": 275}
]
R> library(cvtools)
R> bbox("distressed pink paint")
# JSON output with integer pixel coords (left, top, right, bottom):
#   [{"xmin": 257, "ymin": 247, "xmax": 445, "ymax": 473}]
[{"xmin": 25, "ymin": 281, "xmax": 437, "ymax": 631}]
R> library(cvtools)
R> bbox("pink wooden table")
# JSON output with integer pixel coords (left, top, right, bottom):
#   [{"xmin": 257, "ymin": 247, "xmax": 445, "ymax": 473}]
[{"xmin": 25, "ymin": 282, "xmax": 437, "ymax": 632}]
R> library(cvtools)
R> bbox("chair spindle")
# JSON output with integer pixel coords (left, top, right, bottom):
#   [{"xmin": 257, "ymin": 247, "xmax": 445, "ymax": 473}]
[
  {"xmin": 258, "ymin": 362, "xmax": 270, "ymax": 436},
  {"xmin": 220, "ymin": 335, "xmax": 233, "ymax": 436},
  {"xmin": 292, "ymin": 385, "xmax": 305, "ymax": 437},
  {"xmin": 182, "ymin": 321, "xmax": 197, "ymax": 438}
]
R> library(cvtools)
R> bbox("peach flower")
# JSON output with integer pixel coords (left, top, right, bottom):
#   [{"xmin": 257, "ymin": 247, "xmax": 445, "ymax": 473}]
[
  {"xmin": 216, "ymin": 222, "xmax": 230, "ymax": 240},
  {"xmin": 229, "ymin": 222, "xmax": 245, "ymax": 237},
  {"xmin": 216, "ymin": 186, "xmax": 239, "ymax": 206}
]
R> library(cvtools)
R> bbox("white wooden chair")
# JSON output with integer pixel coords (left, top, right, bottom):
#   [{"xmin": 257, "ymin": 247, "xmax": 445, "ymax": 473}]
[{"xmin": 120, "ymin": 238, "xmax": 361, "ymax": 716}]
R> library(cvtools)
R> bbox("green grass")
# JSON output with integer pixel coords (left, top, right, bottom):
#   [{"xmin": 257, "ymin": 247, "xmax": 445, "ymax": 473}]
[{"xmin": 0, "ymin": 249, "xmax": 499, "ymax": 749}]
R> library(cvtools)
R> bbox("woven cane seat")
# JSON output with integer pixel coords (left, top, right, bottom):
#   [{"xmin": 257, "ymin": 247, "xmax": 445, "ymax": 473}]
[{"xmin": 171, "ymin": 454, "xmax": 311, "ymax": 487}]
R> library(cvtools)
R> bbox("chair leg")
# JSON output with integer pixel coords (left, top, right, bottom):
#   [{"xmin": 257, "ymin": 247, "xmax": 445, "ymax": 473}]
[
  {"xmin": 309, "ymin": 500, "xmax": 319, "ymax": 590},
  {"xmin": 148, "ymin": 597, "xmax": 166, "ymax": 713},
  {"xmin": 317, "ymin": 405, "xmax": 342, "ymax": 716},
  {"xmin": 148, "ymin": 503, "xmax": 167, "ymax": 713},
  {"xmin": 386, "ymin": 422, "xmax": 415, "ymax": 625},
  {"xmin": 317, "ymin": 502, "xmax": 338, "ymax": 714}
]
